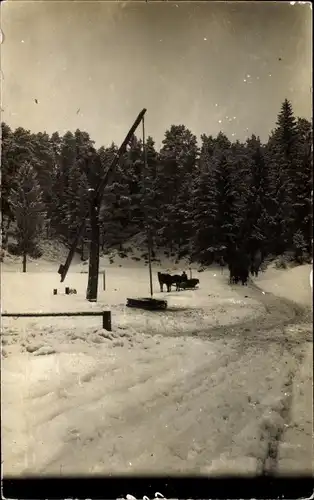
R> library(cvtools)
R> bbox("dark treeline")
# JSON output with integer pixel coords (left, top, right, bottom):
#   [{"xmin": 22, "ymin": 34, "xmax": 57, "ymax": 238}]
[{"xmin": 1, "ymin": 98, "xmax": 313, "ymax": 265}]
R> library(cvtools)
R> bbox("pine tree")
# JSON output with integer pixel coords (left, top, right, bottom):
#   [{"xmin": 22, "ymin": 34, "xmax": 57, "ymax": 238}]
[
  {"xmin": 215, "ymin": 152, "xmax": 239, "ymax": 250},
  {"xmin": 74, "ymin": 129, "xmax": 95, "ymax": 160},
  {"xmin": 100, "ymin": 143, "xmax": 131, "ymax": 250},
  {"xmin": 293, "ymin": 118, "xmax": 313, "ymax": 252},
  {"xmin": 140, "ymin": 136, "xmax": 160, "ymax": 255},
  {"xmin": 156, "ymin": 125, "xmax": 198, "ymax": 251},
  {"xmin": 1, "ymin": 122, "xmax": 15, "ymax": 244},
  {"xmin": 1, "ymin": 124, "xmax": 36, "ymax": 245},
  {"xmin": 228, "ymin": 139, "xmax": 251, "ymax": 249},
  {"xmin": 123, "ymin": 135, "xmax": 145, "ymax": 233},
  {"xmin": 31, "ymin": 131, "xmax": 55, "ymax": 236},
  {"xmin": 9, "ymin": 163, "xmax": 45, "ymax": 272},
  {"xmin": 292, "ymin": 229, "xmax": 308, "ymax": 263},
  {"xmin": 201, "ymin": 133, "xmax": 238, "ymax": 253},
  {"xmin": 31, "ymin": 132, "xmax": 55, "ymax": 197},
  {"xmin": 142, "ymin": 136, "xmax": 158, "ymax": 225},
  {"xmin": 64, "ymin": 162, "xmax": 89, "ymax": 243},
  {"xmin": 266, "ymin": 99, "xmax": 299, "ymax": 253},
  {"xmin": 190, "ymin": 148, "xmax": 218, "ymax": 263},
  {"xmin": 52, "ymin": 131, "xmax": 77, "ymax": 239},
  {"xmin": 49, "ymin": 132, "xmax": 62, "ymax": 237},
  {"xmin": 244, "ymin": 135, "xmax": 271, "ymax": 255}
]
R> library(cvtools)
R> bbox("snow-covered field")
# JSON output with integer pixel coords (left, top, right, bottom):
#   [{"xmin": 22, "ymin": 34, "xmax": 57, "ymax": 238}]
[{"xmin": 1, "ymin": 255, "xmax": 313, "ymax": 477}]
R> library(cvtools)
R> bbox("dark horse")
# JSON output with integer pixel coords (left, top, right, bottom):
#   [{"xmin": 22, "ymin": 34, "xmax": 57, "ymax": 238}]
[
  {"xmin": 157, "ymin": 271, "xmax": 188, "ymax": 292},
  {"xmin": 172, "ymin": 271, "xmax": 188, "ymax": 291},
  {"xmin": 250, "ymin": 249, "xmax": 262, "ymax": 277},
  {"xmin": 228, "ymin": 248, "xmax": 251, "ymax": 286},
  {"xmin": 219, "ymin": 255, "xmax": 225, "ymax": 274}
]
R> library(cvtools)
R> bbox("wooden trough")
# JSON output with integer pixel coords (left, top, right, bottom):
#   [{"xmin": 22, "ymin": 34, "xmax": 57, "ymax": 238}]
[{"xmin": 126, "ymin": 297, "xmax": 167, "ymax": 310}]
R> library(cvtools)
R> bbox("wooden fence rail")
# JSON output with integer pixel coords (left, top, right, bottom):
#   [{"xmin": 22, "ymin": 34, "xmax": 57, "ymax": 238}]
[{"xmin": 1, "ymin": 311, "xmax": 112, "ymax": 331}]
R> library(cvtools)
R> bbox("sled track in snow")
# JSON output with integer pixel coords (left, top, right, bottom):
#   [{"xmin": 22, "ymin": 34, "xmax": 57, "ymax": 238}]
[
  {"xmin": 114, "ymin": 277, "xmax": 312, "ymax": 476},
  {"xmin": 196, "ymin": 277, "xmax": 312, "ymax": 344},
  {"xmin": 225, "ymin": 279, "xmax": 312, "ymax": 475}
]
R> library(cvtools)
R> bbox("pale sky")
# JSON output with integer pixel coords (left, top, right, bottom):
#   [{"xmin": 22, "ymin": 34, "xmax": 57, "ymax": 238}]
[{"xmin": 1, "ymin": 1, "xmax": 312, "ymax": 148}]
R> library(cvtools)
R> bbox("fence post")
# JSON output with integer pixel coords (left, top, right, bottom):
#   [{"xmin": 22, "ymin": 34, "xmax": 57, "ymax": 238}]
[
  {"xmin": 103, "ymin": 271, "xmax": 106, "ymax": 291},
  {"xmin": 102, "ymin": 311, "xmax": 111, "ymax": 331},
  {"xmin": 189, "ymin": 267, "xmax": 192, "ymax": 279}
]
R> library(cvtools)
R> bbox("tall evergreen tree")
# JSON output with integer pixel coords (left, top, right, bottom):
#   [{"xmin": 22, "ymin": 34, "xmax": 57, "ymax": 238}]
[
  {"xmin": 244, "ymin": 135, "xmax": 271, "ymax": 255},
  {"xmin": 100, "ymin": 143, "xmax": 131, "ymax": 249},
  {"xmin": 293, "ymin": 118, "xmax": 313, "ymax": 252},
  {"xmin": 266, "ymin": 99, "xmax": 299, "ymax": 253},
  {"xmin": 1, "ymin": 122, "xmax": 15, "ymax": 244},
  {"xmin": 64, "ymin": 162, "xmax": 89, "ymax": 242},
  {"xmin": 190, "ymin": 147, "xmax": 218, "ymax": 263},
  {"xmin": 9, "ymin": 163, "xmax": 45, "ymax": 272},
  {"xmin": 51, "ymin": 131, "xmax": 77, "ymax": 238},
  {"xmin": 215, "ymin": 152, "xmax": 239, "ymax": 250},
  {"xmin": 156, "ymin": 125, "xmax": 198, "ymax": 250},
  {"xmin": 31, "ymin": 131, "xmax": 55, "ymax": 235},
  {"xmin": 141, "ymin": 136, "xmax": 159, "ymax": 254},
  {"xmin": 123, "ymin": 135, "xmax": 145, "ymax": 233}
]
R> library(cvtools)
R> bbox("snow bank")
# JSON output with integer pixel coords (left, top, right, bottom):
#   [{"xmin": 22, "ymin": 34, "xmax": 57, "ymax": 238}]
[
  {"xmin": 257, "ymin": 263, "xmax": 312, "ymax": 307},
  {"xmin": 1, "ymin": 239, "xmax": 81, "ymax": 273}
]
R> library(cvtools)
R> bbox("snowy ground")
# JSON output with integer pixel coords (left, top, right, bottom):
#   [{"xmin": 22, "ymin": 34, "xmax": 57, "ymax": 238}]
[{"xmin": 1, "ymin": 255, "xmax": 313, "ymax": 477}]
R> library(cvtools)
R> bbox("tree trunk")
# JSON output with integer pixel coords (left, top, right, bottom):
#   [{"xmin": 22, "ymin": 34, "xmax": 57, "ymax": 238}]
[
  {"xmin": 81, "ymin": 238, "xmax": 85, "ymax": 261},
  {"xmin": 86, "ymin": 201, "xmax": 100, "ymax": 302},
  {"xmin": 2, "ymin": 216, "xmax": 11, "ymax": 248},
  {"xmin": 146, "ymin": 224, "xmax": 153, "ymax": 297},
  {"xmin": 150, "ymin": 234, "xmax": 154, "ymax": 253},
  {"xmin": 6, "ymin": 216, "xmax": 11, "ymax": 234},
  {"xmin": 22, "ymin": 250, "xmax": 27, "ymax": 272}
]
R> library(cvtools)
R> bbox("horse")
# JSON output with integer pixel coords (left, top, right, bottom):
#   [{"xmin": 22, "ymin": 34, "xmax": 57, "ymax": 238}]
[{"xmin": 157, "ymin": 271, "xmax": 188, "ymax": 292}]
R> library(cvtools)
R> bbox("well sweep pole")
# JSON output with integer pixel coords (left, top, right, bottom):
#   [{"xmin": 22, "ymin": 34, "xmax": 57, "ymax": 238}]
[{"xmin": 142, "ymin": 116, "xmax": 153, "ymax": 298}]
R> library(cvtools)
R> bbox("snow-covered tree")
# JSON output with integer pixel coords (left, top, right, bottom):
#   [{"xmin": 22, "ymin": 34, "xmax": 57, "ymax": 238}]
[{"xmin": 9, "ymin": 163, "xmax": 45, "ymax": 272}]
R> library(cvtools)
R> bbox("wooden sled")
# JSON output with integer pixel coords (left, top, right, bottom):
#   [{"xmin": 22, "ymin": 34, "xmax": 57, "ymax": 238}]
[{"xmin": 126, "ymin": 297, "xmax": 167, "ymax": 310}]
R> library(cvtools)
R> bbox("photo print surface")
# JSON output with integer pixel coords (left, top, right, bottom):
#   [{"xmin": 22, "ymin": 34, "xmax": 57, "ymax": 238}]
[{"xmin": 1, "ymin": 0, "xmax": 312, "ymax": 488}]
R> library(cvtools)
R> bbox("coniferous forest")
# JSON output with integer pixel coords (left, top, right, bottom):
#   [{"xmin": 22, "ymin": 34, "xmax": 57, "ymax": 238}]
[{"xmin": 1, "ymin": 99, "xmax": 313, "ymax": 266}]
